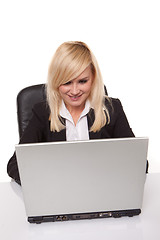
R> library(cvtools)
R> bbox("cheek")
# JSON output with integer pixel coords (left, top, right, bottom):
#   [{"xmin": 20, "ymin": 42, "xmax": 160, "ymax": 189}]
[
  {"xmin": 85, "ymin": 82, "xmax": 92, "ymax": 93},
  {"xmin": 59, "ymin": 86, "xmax": 68, "ymax": 95}
]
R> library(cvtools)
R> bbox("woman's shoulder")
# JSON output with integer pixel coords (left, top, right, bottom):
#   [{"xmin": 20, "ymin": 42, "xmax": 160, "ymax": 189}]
[{"xmin": 105, "ymin": 97, "xmax": 123, "ymax": 112}]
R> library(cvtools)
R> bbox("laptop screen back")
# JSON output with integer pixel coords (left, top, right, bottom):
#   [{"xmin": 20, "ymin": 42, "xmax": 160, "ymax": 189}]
[{"xmin": 15, "ymin": 137, "xmax": 148, "ymax": 218}]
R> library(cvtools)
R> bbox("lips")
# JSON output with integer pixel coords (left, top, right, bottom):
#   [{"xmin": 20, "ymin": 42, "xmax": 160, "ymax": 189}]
[{"xmin": 68, "ymin": 94, "xmax": 82, "ymax": 101}]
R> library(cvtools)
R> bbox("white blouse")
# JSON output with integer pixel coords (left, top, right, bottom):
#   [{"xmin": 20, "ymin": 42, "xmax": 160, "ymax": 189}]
[{"xmin": 59, "ymin": 100, "xmax": 90, "ymax": 141}]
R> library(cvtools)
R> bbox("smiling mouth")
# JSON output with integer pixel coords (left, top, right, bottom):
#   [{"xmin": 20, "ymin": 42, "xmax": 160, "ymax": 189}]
[{"xmin": 68, "ymin": 94, "xmax": 82, "ymax": 100}]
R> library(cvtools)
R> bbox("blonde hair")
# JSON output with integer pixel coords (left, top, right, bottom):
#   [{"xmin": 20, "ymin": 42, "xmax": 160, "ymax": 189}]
[{"xmin": 47, "ymin": 41, "xmax": 111, "ymax": 132}]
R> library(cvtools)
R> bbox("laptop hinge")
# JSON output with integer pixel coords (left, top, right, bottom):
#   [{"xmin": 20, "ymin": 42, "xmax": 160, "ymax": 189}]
[{"xmin": 28, "ymin": 209, "xmax": 141, "ymax": 224}]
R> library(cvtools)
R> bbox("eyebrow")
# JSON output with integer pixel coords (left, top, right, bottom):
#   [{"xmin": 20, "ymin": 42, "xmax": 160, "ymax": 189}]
[
  {"xmin": 69, "ymin": 76, "xmax": 89, "ymax": 82},
  {"xmin": 78, "ymin": 77, "xmax": 89, "ymax": 80}
]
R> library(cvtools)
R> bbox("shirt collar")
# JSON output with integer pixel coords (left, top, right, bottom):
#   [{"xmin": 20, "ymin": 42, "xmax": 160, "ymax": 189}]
[{"xmin": 60, "ymin": 100, "xmax": 91, "ymax": 122}]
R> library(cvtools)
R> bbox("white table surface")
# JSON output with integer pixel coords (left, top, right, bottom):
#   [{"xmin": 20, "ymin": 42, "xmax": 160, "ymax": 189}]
[{"xmin": 0, "ymin": 173, "xmax": 160, "ymax": 240}]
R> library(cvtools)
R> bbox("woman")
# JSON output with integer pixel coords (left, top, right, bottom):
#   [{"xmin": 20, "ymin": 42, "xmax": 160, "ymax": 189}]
[{"xmin": 7, "ymin": 41, "xmax": 135, "ymax": 184}]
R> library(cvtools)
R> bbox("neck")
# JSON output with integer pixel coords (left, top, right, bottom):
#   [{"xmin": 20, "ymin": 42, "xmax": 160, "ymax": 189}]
[
  {"xmin": 65, "ymin": 104, "xmax": 85, "ymax": 126},
  {"xmin": 69, "ymin": 107, "xmax": 85, "ymax": 126}
]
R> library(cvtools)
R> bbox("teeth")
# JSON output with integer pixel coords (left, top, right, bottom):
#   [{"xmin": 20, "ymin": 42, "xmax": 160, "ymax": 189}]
[
  {"xmin": 69, "ymin": 95, "xmax": 81, "ymax": 100},
  {"xmin": 71, "ymin": 96, "xmax": 79, "ymax": 98}
]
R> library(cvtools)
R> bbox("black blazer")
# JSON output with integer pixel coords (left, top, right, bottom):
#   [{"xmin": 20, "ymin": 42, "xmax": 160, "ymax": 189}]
[{"xmin": 7, "ymin": 98, "xmax": 135, "ymax": 184}]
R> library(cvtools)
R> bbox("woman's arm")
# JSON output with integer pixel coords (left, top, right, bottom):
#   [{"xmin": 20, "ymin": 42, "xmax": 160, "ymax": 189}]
[
  {"xmin": 111, "ymin": 98, "xmax": 135, "ymax": 138},
  {"xmin": 7, "ymin": 102, "xmax": 49, "ymax": 184},
  {"xmin": 109, "ymin": 98, "xmax": 148, "ymax": 173}
]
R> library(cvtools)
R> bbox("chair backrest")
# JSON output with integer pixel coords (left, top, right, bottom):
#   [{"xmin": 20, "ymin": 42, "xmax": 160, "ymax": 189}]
[
  {"xmin": 17, "ymin": 84, "xmax": 108, "ymax": 138},
  {"xmin": 17, "ymin": 84, "xmax": 46, "ymax": 138}
]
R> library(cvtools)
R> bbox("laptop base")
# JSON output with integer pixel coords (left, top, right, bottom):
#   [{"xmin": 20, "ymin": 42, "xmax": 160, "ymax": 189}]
[{"xmin": 28, "ymin": 209, "xmax": 141, "ymax": 224}]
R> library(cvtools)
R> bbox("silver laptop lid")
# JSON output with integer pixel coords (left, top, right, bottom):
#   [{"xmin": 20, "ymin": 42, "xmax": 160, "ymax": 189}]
[{"xmin": 15, "ymin": 137, "xmax": 148, "ymax": 218}]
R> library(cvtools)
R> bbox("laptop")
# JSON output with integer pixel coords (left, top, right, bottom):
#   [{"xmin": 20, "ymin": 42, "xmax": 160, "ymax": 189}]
[{"xmin": 15, "ymin": 137, "xmax": 148, "ymax": 224}]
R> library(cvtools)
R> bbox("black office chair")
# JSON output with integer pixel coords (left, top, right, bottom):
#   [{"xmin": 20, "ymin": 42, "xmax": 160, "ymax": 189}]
[
  {"xmin": 17, "ymin": 84, "xmax": 108, "ymax": 138},
  {"xmin": 17, "ymin": 84, "xmax": 47, "ymax": 138}
]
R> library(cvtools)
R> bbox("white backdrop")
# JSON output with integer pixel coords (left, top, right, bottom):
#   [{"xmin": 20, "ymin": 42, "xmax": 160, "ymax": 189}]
[{"xmin": 0, "ymin": 0, "xmax": 160, "ymax": 182}]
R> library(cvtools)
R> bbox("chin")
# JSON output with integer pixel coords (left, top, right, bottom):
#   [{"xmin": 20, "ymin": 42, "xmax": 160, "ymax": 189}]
[{"xmin": 69, "ymin": 100, "xmax": 84, "ymax": 108}]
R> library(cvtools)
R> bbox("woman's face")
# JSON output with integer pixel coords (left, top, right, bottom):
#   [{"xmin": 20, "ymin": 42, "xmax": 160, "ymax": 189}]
[{"xmin": 58, "ymin": 66, "xmax": 93, "ymax": 111}]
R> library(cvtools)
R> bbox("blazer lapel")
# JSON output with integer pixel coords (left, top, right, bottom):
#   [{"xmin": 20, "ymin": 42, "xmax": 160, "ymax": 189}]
[
  {"xmin": 50, "ymin": 117, "xmax": 66, "ymax": 142},
  {"xmin": 51, "ymin": 128, "xmax": 66, "ymax": 141},
  {"xmin": 87, "ymin": 109, "xmax": 102, "ymax": 139}
]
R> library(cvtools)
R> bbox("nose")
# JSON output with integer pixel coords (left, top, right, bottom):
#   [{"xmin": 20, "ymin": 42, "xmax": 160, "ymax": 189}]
[{"xmin": 70, "ymin": 83, "xmax": 80, "ymax": 95}]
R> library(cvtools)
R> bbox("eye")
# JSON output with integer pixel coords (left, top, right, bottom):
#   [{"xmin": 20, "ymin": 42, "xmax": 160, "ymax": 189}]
[
  {"xmin": 63, "ymin": 81, "xmax": 71, "ymax": 85},
  {"xmin": 79, "ymin": 79, "xmax": 88, "ymax": 84}
]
